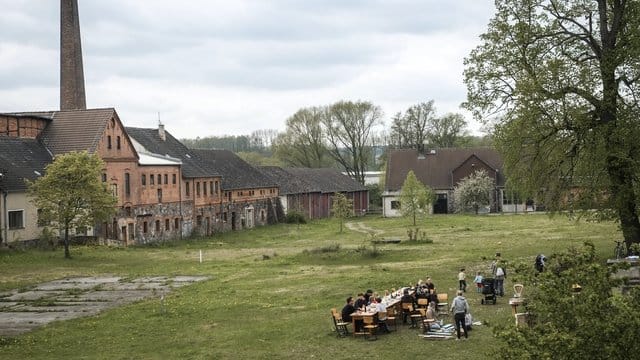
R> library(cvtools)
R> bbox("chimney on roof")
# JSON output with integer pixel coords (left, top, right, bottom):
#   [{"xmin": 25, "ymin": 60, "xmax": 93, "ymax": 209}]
[
  {"xmin": 158, "ymin": 122, "xmax": 166, "ymax": 141},
  {"xmin": 60, "ymin": 0, "xmax": 87, "ymax": 111}
]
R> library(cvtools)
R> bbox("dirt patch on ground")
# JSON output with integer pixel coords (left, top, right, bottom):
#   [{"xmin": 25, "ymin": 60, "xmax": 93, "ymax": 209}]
[
  {"xmin": 345, "ymin": 221, "xmax": 385, "ymax": 236},
  {"xmin": 0, "ymin": 275, "xmax": 209, "ymax": 337}
]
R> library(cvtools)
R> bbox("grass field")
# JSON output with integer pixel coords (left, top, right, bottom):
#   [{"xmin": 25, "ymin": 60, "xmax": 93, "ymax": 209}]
[{"xmin": 0, "ymin": 213, "xmax": 620, "ymax": 359}]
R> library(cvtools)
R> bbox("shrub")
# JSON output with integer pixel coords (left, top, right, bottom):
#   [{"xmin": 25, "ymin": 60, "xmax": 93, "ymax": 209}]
[{"xmin": 285, "ymin": 211, "xmax": 307, "ymax": 224}]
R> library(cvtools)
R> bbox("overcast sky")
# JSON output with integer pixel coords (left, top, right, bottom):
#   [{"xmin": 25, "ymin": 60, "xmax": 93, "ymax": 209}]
[{"xmin": 0, "ymin": 1, "xmax": 495, "ymax": 139}]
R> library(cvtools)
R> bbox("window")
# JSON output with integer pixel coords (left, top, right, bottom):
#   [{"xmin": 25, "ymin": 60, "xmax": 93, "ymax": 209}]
[
  {"xmin": 107, "ymin": 135, "xmax": 112, "ymax": 149},
  {"xmin": 203, "ymin": 182, "xmax": 207, "ymax": 196},
  {"xmin": 155, "ymin": 220, "xmax": 161, "ymax": 232},
  {"xmin": 210, "ymin": 181, "xmax": 214, "ymax": 195},
  {"xmin": 391, "ymin": 200, "xmax": 401, "ymax": 210},
  {"xmin": 101, "ymin": 173, "xmax": 107, "ymax": 182},
  {"xmin": 172, "ymin": 174, "xmax": 176, "ymax": 184},
  {"xmin": 196, "ymin": 182, "xmax": 201, "ymax": 197},
  {"xmin": 157, "ymin": 174, "xmax": 162, "ymax": 185},
  {"xmin": 110, "ymin": 184, "xmax": 118, "ymax": 197},
  {"xmin": 157, "ymin": 189, "xmax": 163, "ymax": 203},
  {"xmin": 214, "ymin": 181, "xmax": 219, "ymax": 194},
  {"xmin": 165, "ymin": 219, "xmax": 170, "ymax": 231},
  {"xmin": 197, "ymin": 215, "xmax": 202, "ymax": 226},
  {"xmin": 124, "ymin": 173, "xmax": 130, "ymax": 197},
  {"xmin": 186, "ymin": 182, "xmax": 190, "ymax": 196},
  {"xmin": 116, "ymin": 136, "xmax": 121, "ymax": 150},
  {"xmin": 174, "ymin": 218, "xmax": 179, "ymax": 230},
  {"xmin": 164, "ymin": 174, "xmax": 168, "ymax": 184},
  {"xmin": 125, "ymin": 207, "xmax": 132, "ymax": 217},
  {"xmin": 150, "ymin": 174, "xmax": 155, "ymax": 185},
  {"xmin": 141, "ymin": 174, "xmax": 146, "ymax": 186},
  {"xmin": 143, "ymin": 221, "xmax": 148, "ymax": 233}
]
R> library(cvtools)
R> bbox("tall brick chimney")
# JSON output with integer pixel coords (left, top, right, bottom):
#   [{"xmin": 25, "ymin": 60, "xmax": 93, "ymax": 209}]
[{"xmin": 60, "ymin": 0, "xmax": 86, "ymax": 110}]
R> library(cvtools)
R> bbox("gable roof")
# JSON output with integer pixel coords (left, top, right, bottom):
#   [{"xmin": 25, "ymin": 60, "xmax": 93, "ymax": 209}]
[
  {"xmin": 0, "ymin": 135, "xmax": 53, "ymax": 192},
  {"xmin": 385, "ymin": 148, "xmax": 504, "ymax": 191},
  {"xmin": 125, "ymin": 127, "xmax": 217, "ymax": 178},
  {"xmin": 259, "ymin": 166, "xmax": 318, "ymax": 195},
  {"xmin": 37, "ymin": 108, "xmax": 119, "ymax": 155},
  {"xmin": 286, "ymin": 168, "xmax": 368, "ymax": 193},
  {"xmin": 260, "ymin": 167, "xmax": 367, "ymax": 194},
  {"xmin": 192, "ymin": 149, "xmax": 277, "ymax": 190}
]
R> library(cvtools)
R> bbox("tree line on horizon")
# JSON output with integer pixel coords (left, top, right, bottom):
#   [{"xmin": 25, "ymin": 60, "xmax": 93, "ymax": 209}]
[{"xmin": 181, "ymin": 99, "xmax": 493, "ymax": 184}]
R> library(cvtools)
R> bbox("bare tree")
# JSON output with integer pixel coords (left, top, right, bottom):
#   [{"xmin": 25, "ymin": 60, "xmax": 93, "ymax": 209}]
[{"xmin": 324, "ymin": 100, "xmax": 382, "ymax": 184}]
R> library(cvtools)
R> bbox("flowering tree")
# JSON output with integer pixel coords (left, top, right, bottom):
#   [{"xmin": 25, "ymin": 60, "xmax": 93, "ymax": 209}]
[{"xmin": 453, "ymin": 169, "xmax": 495, "ymax": 214}]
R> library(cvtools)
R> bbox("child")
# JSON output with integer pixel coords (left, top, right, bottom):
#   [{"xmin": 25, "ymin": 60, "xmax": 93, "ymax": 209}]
[
  {"xmin": 473, "ymin": 271, "xmax": 484, "ymax": 293},
  {"xmin": 458, "ymin": 268, "xmax": 467, "ymax": 292}
]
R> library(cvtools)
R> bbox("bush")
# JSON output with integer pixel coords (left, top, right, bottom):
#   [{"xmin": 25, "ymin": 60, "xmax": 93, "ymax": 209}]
[{"xmin": 285, "ymin": 211, "xmax": 307, "ymax": 224}]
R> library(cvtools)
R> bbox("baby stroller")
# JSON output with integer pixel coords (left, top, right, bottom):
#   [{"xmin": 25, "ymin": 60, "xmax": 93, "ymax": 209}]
[{"xmin": 480, "ymin": 278, "xmax": 497, "ymax": 304}]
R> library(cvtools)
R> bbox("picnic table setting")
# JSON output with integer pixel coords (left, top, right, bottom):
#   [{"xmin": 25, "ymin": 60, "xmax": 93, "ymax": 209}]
[{"xmin": 332, "ymin": 285, "xmax": 483, "ymax": 341}]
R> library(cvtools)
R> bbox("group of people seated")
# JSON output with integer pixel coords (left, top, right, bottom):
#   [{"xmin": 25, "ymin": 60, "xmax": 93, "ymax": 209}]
[
  {"xmin": 341, "ymin": 290, "xmax": 391, "ymax": 333},
  {"xmin": 340, "ymin": 278, "xmax": 443, "ymax": 334}
]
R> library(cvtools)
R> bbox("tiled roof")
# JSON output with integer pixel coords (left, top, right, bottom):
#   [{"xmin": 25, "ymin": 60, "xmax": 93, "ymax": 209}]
[
  {"xmin": 192, "ymin": 149, "xmax": 277, "ymax": 190},
  {"xmin": 385, "ymin": 148, "xmax": 504, "ymax": 191},
  {"xmin": 126, "ymin": 127, "xmax": 218, "ymax": 179},
  {"xmin": 0, "ymin": 135, "xmax": 53, "ymax": 192},
  {"xmin": 39, "ymin": 108, "xmax": 117, "ymax": 155},
  {"xmin": 259, "ymin": 166, "xmax": 318, "ymax": 194},
  {"xmin": 260, "ymin": 166, "xmax": 367, "ymax": 194},
  {"xmin": 284, "ymin": 167, "xmax": 368, "ymax": 193}
]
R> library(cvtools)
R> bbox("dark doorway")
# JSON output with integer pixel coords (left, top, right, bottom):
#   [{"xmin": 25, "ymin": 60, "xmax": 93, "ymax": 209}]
[
  {"xmin": 434, "ymin": 193, "xmax": 448, "ymax": 214},
  {"xmin": 231, "ymin": 212, "xmax": 237, "ymax": 231}
]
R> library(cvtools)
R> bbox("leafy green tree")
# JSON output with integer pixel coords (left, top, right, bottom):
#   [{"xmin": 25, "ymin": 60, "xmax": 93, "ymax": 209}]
[
  {"xmin": 324, "ymin": 100, "xmax": 382, "ymax": 185},
  {"xmin": 28, "ymin": 151, "xmax": 117, "ymax": 258},
  {"xmin": 464, "ymin": 0, "xmax": 640, "ymax": 248},
  {"xmin": 494, "ymin": 242, "xmax": 640, "ymax": 360},
  {"xmin": 399, "ymin": 170, "xmax": 434, "ymax": 225},
  {"xmin": 427, "ymin": 112, "xmax": 468, "ymax": 148},
  {"xmin": 453, "ymin": 169, "xmax": 495, "ymax": 214},
  {"xmin": 331, "ymin": 192, "xmax": 353, "ymax": 233},
  {"xmin": 273, "ymin": 107, "xmax": 331, "ymax": 167}
]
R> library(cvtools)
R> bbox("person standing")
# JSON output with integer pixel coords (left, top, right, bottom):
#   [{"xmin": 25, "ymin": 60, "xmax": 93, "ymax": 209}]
[
  {"xmin": 450, "ymin": 290, "xmax": 470, "ymax": 340},
  {"xmin": 473, "ymin": 271, "xmax": 484, "ymax": 293},
  {"xmin": 494, "ymin": 261, "xmax": 507, "ymax": 296},
  {"xmin": 458, "ymin": 268, "xmax": 467, "ymax": 292}
]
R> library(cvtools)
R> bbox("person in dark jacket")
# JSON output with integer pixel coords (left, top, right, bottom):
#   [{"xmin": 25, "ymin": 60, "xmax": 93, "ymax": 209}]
[{"xmin": 341, "ymin": 296, "xmax": 362, "ymax": 332}]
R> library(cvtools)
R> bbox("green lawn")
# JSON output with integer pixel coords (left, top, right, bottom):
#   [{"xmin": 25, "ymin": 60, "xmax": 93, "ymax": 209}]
[{"xmin": 0, "ymin": 213, "xmax": 620, "ymax": 359}]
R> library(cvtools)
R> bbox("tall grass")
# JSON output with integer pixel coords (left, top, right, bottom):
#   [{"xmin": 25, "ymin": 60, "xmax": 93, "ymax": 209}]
[{"xmin": 0, "ymin": 213, "xmax": 620, "ymax": 359}]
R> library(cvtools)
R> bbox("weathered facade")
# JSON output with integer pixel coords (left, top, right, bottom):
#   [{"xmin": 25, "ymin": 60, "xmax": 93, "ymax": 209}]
[
  {"xmin": 193, "ymin": 149, "xmax": 282, "ymax": 231},
  {"xmin": 260, "ymin": 166, "xmax": 369, "ymax": 219}
]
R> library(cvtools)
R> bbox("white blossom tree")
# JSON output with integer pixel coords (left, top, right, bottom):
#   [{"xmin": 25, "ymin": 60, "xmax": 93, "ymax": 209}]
[{"xmin": 453, "ymin": 169, "xmax": 495, "ymax": 214}]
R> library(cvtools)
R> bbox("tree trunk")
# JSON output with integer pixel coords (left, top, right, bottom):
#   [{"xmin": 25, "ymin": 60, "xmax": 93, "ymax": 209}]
[
  {"xmin": 64, "ymin": 226, "xmax": 71, "ymax": 259},
  {"xmin": 606, "ymin": 159, "xmax": 640, "ymax": 250}
]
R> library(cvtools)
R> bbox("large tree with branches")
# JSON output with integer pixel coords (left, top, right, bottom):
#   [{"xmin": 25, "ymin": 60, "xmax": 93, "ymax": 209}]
[{"xmin": 464, "ymin": 0, "xmax": 640, "ymax": 249}]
